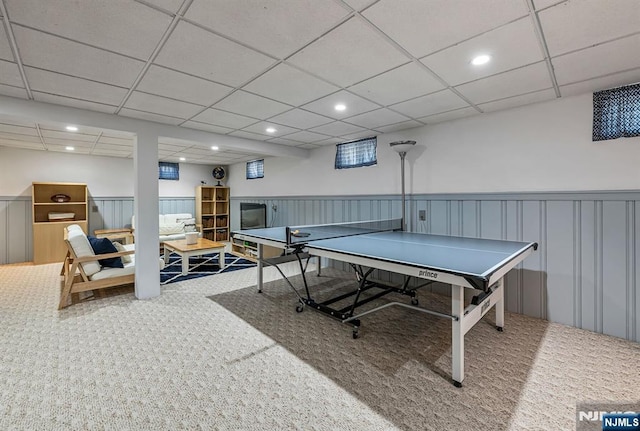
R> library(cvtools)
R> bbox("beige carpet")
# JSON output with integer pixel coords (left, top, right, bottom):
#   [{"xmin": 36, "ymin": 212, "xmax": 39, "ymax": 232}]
[{"xmin": 0, "ymin": 262, "xmax": 638, "ymax": 431}]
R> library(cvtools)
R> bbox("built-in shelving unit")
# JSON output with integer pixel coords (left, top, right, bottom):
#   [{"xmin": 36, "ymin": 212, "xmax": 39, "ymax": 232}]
[
  {"xmin": 32, "ymin": 182, "xmax": 88, "ymax": 264},
  {"xmin": 195, "ymin": 186, "xmax": 229, "ymax": 242}
]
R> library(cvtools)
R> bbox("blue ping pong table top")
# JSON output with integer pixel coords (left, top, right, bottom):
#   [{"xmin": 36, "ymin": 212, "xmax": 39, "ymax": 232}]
[{"xmin": 234, "ymin": 227, "xmax": 536, "ymax": 279}]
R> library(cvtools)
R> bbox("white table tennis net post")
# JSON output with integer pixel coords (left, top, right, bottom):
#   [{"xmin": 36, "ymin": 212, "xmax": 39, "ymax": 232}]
[{"xmin": 285, "ymin": 218, "xmax": 403, "ymax": 245}]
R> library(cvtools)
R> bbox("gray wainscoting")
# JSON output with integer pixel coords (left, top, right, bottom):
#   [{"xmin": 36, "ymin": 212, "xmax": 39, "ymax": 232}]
[
  {"xmin": 0, "ymin": 196, "xmax": 195, "ymax": 265},
  {"xmin": 231, "ymin": 192, "xmax": 640, "ymax": 343}
]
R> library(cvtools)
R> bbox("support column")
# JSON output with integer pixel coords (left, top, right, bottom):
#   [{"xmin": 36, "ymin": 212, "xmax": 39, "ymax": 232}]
[{"xmin": 133, "ymin": 130, "xmax": 160, "ymax": 299}]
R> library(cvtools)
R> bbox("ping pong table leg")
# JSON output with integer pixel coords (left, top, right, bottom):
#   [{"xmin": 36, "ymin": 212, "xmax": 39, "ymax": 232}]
[
  {"xmin": 257, "ymin": 243, "xmax": 263, "ymax": 293},
  {"xmin": 451, "ymin": 284, "xmax": 464, "ymax": 387},
  {"xmin": 495, "ymin": 278, "xmax": 504, "ymax": 331}
]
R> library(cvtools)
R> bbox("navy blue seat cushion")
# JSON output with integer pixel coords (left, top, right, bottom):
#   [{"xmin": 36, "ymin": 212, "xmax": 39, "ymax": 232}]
[{"xmin": 87, "ymin": 236, "xmax": 124, "ymax": 268}]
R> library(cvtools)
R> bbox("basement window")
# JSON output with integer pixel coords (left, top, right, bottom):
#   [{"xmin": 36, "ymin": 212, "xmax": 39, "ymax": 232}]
[
  {"xmin": 246, "ymin": 159, "xmax": 264, "ymax": 179},
  {"xmin": 335, "ymin": 136, "xmax": 377, "ymax": 169},
  {"xmin": 158, "ymin": 162, "xmax": 179, "ymax": 180},
  {"xmin": 593, "ymin": 82, "xmax": 640, "ymax": 141}
]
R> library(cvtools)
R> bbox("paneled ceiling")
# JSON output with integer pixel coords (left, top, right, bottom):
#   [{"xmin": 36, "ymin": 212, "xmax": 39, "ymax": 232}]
[{"xmin": 0, "ymin": 0, "xmax": 638, "ymax": 164}]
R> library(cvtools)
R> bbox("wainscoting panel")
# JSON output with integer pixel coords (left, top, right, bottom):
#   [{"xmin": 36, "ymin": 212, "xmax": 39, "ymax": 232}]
[{"xmin": 231, "ymin": 192, "xmax": 640, "ymax": 342}]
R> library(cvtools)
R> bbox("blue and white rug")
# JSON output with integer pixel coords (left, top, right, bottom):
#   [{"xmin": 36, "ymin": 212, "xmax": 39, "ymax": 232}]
[{"xmin": 160, "ymin": 253, "xmax": 256, "ymax": 285}]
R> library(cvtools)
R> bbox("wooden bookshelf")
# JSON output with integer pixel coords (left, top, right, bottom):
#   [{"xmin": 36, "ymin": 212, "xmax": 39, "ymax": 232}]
[
  {"xmin": 195, "ymin": 186, "xmax": 229, "ymax": 242},
  {"xmin": 32, "ymin": 182, "xmax": 88, "ymax": 264}
]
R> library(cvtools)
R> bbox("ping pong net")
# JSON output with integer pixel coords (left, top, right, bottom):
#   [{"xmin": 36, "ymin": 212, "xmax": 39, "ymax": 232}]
[{"xmin": 285, "ymin": 218, "xmax": 402, "ymax": 246}]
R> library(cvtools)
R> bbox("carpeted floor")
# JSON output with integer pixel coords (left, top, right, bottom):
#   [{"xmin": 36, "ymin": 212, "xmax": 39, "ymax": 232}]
[
  {"xmin": 0, "ymin": 261, "xmax": 638, "ymax": 430},
  {"xmin": 160, "ymin": 253, "xmax": 255, "ymax": 285}
]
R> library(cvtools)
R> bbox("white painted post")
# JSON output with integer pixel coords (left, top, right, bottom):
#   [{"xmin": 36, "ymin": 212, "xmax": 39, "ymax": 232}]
[{"xmin": 133, "ymin": 130, "xmax": 161, "ymax": 300}]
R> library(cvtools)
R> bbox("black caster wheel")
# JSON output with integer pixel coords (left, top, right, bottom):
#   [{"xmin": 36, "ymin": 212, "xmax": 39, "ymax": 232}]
[
  {"xmin": 453, "ymin": 381, "xmax": 463, "ymax": 388},
  {"xmin": 496, "ymin": 326, "xmax": 504, "ymax": 332},
  {"xmin": 352, "ymin": 331, "xmax": 359, "ymax": 339},
  {"xmin": 411, "ymin": 298, "xmax": 419, "ymax": 306},
  {"xmin": 295, "ymin": 304, "xmax": 304, "ymax": 313}
]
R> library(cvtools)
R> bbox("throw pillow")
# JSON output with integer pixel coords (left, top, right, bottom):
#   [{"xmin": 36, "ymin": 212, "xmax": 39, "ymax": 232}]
[
  {"xmin": 176, "ymin": 217, "xmax": 197, "ymax": 233},
  {"xmin": 87, "ymin": 236, "xmax": 124, "ymax": 268},
  {"xmin": 159, "ymin": 222, "xmax": 185, "ymax": 235},
  {"xmin": 112, "ymin": 241, "xmax": 132, "ymax": 265}
]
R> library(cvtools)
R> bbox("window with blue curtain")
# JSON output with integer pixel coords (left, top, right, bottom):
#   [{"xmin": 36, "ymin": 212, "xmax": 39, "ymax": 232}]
[
  {"xmin": 246, "ymin": 159, "xmax": 264, "ymax": 179},
  {"xmin": 334, "ymin": 136, "xmax": 377, "ymax": 169},
  {"xmin": 593, "ymin": 83, "xmax": 640, "ymax": 141},
  {"xmin": 158, "ymin": 162, "xmax": 179, "ymax": 180}
]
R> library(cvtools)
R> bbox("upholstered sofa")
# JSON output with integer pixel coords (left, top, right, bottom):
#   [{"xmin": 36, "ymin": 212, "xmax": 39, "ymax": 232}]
[
  {"xmin": 60, "ymin": 224, "xmax": 165, "ymax": 309},
  {"xmin": 131, "ymin": 213, "xmax": 201, "ymax": 244}
]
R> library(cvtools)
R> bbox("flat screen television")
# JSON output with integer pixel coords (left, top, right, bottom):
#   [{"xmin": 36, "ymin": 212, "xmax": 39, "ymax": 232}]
[{"xmin": 240, "ymin": 203, "xmax": 267, "ymax": 230}]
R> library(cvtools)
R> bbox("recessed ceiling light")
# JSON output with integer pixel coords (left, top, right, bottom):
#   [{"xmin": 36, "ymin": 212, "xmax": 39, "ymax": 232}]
[
  {"xmin": 334, "ymin": 104, "xmax": 346, "ymax": 112},
  {"xmin": 65, "ymin": 146, "xmax": 74, "ymax": 151},
  {"xmin": 179, "ymin": 157, "xmax": 186, "ymax": 161},
  {"xmin": 471, "ymin": 55, "xmax": 491, "ymax": 66},
  {"xmin": 211, "ymin": 146, "xmax": 219, "ymax": 151},
  {"xmin": 265, "ymin": 127, "xmax": 277, "ymax": 133},
  {"xmin": 66, "ymin": 126, "xmax": 78, "ymax": 132}
]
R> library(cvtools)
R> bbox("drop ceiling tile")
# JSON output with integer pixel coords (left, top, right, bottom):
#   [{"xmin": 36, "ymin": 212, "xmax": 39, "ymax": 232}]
[
  {"xmin": 344, "ymin": 108, "xmax": 410, "ymax": 129},
  {"xmin": 241, "ymin": 122, "xmax": 299, "ymax": 138},
  {"xmin": 0, "ymin": 60, "xmax": 22, "ymax": 87},
  {"xmin": 266, "ymin": 137, "xmax": 303, "ymax": 146},
  {"xmin": 91, "ymin": 149, "xmax": 131, "ymax": 157},
  {"xmin": 40, "ymin": 122, "xmax": 103, "ymax": 135},
  {"xmin": 102, "ymin": 129, "xmax": 135, "ymax": 138},
  {"xmin": 40, "ymin": 130, "xmax": 98, "ymax": 142},
  {"xmin": 0, "ymin": 123, "xmax": 37, "ymax": 136},
  {"xmin": 185, "ymin": 0, "xmax": 350, "ymax": 59},
  {"xmin": 420, "ymin": 18, "xmax": 544, "ymax": 86},
  {"xmin": 137, "ymin": 65, "xmax": 233, "ymax": 107},
  {"xmin": 417, "ymin": 107, "xmax": 479, "ymax": 124},
  {"xmin": 159, "ymin": 142, "xmax": 190, "ymax": 151},
  {"xmin": 455, "ymin": 62, "xmax": 552, "ymax": 104},
  {"xmin": 0, "ymin": 131, "xmax": 41, "ymax": 143},
  {"xmin": 297, "ymin": 143, "xmax": 320, "ymax": 149},
  {"xmin": 310, "ymin": 121, "xmax": 367, "ymax": 137},
  {"xmin": 179, "ymin": 147, "xmax": 218, "ymax": 156},
  {"xmin": 533, "ymin": 0, "xmax": 561, "ymax": 9},
  {"xmin": 13, "ymin": 26, "xmax": 144, "ymax": 88},
  {"xmin": 142, "ymin": 0, "xmax": 185, "ymax": 13},
  {"xmin": 268, "ymin": 109, "xmax": 333, "ymax": 129},
  {"xmin": 155, "ymin": 21, "xmax": 275, "ymax": 87},
  {"xmin": 118, "ymin": 108, "xmax": 184, "ymax": 125},
  {"xmin": 243, "ymin": 63, "xmax": 339, "ymax": 106},
  {"xmin": 478, "ymin": 88, "xmax": 557, "ymax": 112},
  {"xmin": 191, "ymin": 108, "xmax": 258, "ymax": 129},
  {"xmin": 228, "ymin": 130, "xmax": 270, "ymax": 141},
  {"xmin": 94, "ymin": 142, "xmax": 133, "ymax": 152},
  {"xmin": 0, "ymin": 139, "xmax": 44, "ymax": 150},
  {"xmin": 342, "ymin": 0, "xmax": 377, "ymax": 11},
  {"xmin": 390, "ymin": 89, "xmax": 469, "ymax": 118},
  {"xmin": 363, "ymin": 0, "xmax": 528, "ymax": 57},
  {"xmin": 538, "ymin": 0, "xmax": 640, "ymax": 56},
  {"xmin": 288, "ymin": 17, "xmax": 409, "ymax": 87},
  {"xmin": 374, "ymin": 120, "xmax": 423, "ymax": 134},
  {"xmin": 46, "ymin": 144, "xmax": 91, "ymax": 154},
  {"xmin": 213, "ymin": 91, "xmax": 290, "ymax": 119},
  {"xmin": 0, "ymin": 32, "xmax": 12, "ymax": 61},
  {"xmin": 181, "ymin": 121, "xmax": 233, "ymax": 135},
  {"xmin": 124, "ymin": 91, "xmax": 204, "ymax": 119},
  {"xmin": 552, "ymin": 34, "xmax": 640, "ymax": 86},
  {"xmin": 301, "ymin": 90, "xmax": 380, "ymax": 120},
  {"xmin": 25, "ymin": 67, "xmax": 128, "ymax": 106},
  {"xmin": 6, "ymin": 0, "xmax": 172, "ymax": 60},
  {"xmin": 43, "ymin": 137, "xmax": 94, "ymax": 147},
  {"xmin": 284, "ymin": 130, "xmax": 331, "ymax": 143},
  {"xmin": 349, "ymin": 62, "xmax": 445, "ymax": 106},
  {"xmin": 560, "ymin": 69, "xmax": 640, "ymax": 97},
  {"xmin": 0, "ymin": 84, "xmax": 28, "ymax": 99},
  {"xmin": 97, "ymin": 136, "xmax": 134, "ymax": 146},
  {"xmin": 32, "ymin": 92, "xmax": 118, "ymax": 114}
]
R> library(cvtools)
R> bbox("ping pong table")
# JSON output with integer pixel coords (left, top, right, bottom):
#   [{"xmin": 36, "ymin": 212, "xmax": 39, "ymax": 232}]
[{"xmin": 232, "ymin": 218, "xmax": 537, "ymax": 387}]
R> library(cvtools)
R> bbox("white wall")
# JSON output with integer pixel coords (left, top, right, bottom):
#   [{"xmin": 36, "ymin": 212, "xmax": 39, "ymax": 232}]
[
  {"xmin": 228, "ymin": 93, "xmax": 640, "ymax": 196},
  {"xmin": 0, "ymin": 146, "xmax": 216, "ymax": 197}
]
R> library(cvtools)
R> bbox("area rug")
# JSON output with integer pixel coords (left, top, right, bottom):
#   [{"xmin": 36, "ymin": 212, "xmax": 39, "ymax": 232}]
[{"xmin": 160, "ymin": 253, "xmax": 255, "ymax": 285}]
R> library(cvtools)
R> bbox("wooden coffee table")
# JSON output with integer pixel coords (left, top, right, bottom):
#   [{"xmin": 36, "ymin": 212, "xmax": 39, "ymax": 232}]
[
  {"xmin": 94, "ymin": 228, "xmax": 134, "ymax": 244},
  {"xmin": 163, "ymin": 238, "xmax": 226, "ymax": 276}
]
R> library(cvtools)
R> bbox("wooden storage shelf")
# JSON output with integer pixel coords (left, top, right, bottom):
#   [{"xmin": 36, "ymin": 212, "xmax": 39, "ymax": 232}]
[
  {"xmin": 231, "ymin": 238, "xmax": 281, "ymax": 262},
  {"xmin": 32, "ymin": 182, "xmax": 88, "ymax": 264},
  {"xmin": 196, "ymin": 185, "xmax": 230, "ymax": 242}
]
